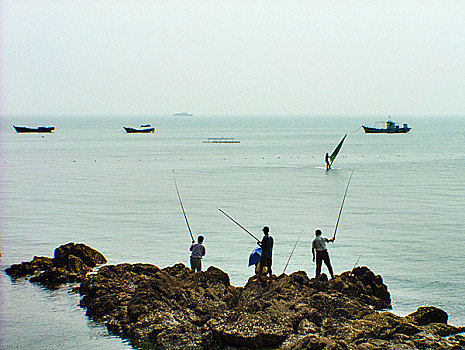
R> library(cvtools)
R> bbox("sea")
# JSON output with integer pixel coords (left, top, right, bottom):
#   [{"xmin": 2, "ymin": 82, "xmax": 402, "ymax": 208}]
[{"xmin": 1, "ymin": 115, "xmax": 464, "ymax": 349}]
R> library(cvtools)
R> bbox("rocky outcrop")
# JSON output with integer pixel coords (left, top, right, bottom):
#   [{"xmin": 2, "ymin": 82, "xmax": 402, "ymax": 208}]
[
  {"xmin": 406, "ymin": 306, "xmax": 449, "ymax": 325},
  {"xmin": 7, "ymin": 245, "xmax": 465, "ymax": 349},
  {"xmin": 5, "ymin": 243, "xmax": 107, "ymax": 287},
  {"xmin": 53, "ymin": 242, "xmax": 107, "ymax": 269},
  {"xmin": 79, "ymin": 262, "xmax": 464, "ymax": 350},
  {"xmin": 5, "ymin": 256, "xmax": 53, "ymax": 279}
]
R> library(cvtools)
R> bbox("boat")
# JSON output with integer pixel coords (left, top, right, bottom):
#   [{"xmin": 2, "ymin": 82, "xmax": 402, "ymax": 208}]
[
  {"xmin": 203, "ymin": 137, "xmax": 240, "ymax": 144},
  {"xmin": 362, "ymin": 119, "xmax": 411, "ymax": 133},
  {"xmin": 123, "ymin": 124, "xmax": 155, "ymax": 133},
  {"xmin": 13, "ymin": 125, "xmax": 55, "ymax": 133},
  {"xmin": 173, "ymin": 112, "xmax": 193, "ymax": 117}
]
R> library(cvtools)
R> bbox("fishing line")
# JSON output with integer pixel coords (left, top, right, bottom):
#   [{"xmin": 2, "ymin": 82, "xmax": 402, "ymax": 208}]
[
  {"xmin": 349, "ymin": 253, "xmax": 363, "ymax": 276},
  {"xmin": 349, "ymin": 126, "xmax": 362, "ymax": 134},
  {"xmin": 282, "ymin": 230, "xmax": 304, "ymax": 274}
]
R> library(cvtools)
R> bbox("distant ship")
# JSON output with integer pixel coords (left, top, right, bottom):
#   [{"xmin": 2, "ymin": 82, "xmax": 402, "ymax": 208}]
[
  {"xmin": 203, "ymin": 137, "xmax": 240, "ymax": 144},
  {"xmin": 173, "ymin": 112, "xmax": 193, "ymax": 117},
  {"xmin": 362, "ymin": 119, "xmax": 411, "ymax": 134},
  {"xmin": 123, "ymin": 124, "xmax": 155, "ymax": 133},
  {"xmin": 13, "ymin": 125, "xmax": 55, "ymax": 133}
]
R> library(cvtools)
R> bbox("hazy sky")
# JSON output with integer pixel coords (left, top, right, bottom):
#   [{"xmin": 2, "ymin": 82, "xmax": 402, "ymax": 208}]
[{"xmin": 1, "ymin": 1, "xmax": 465, "ymax": 117}]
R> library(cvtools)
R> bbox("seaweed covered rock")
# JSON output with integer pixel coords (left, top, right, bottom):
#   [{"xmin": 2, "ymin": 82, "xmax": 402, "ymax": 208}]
[
  {"xmin": 327, "ymin": 266, "xmax": 391, "ymax": 310},
  {"xmin": 406, "ymin": 306, "xmax": 448, "ymax": 325},
  {"xmin": 5, "ymin": 242, "xmax": 107, "ymax": 287},
  {"xmin": 53, "ymin": 242, "xmax": 106, "ymax": 268},
  {"xmin": 207, "ymin": 311, "xmax": 292, "ymax": 348},
  {"xmin": 5, "ymin": 256, "xmax": 53, "ymax": 279},
  {"xmin": 78, "ymin": 263, "xmax": 464, "ymax": 350},
  {"xmin": 7, "ymin": 245, "xmax": 464, "ymax": 349},
  {"xmin": 79, "ymin": 263, "xmax": 237, "ymax": 349}
]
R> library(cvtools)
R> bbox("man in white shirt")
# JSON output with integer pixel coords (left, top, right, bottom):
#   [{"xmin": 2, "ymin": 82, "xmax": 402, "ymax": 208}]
[
  {"xmin": 189, "ymin": 236, "xmax": 206, "ymax": 272},
  {"xmin": 312, "ymin": 229, "xmax": 334, "ymax": 279}
]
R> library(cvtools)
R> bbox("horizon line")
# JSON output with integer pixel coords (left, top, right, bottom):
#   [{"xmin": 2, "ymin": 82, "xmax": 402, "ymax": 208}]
[{"xmin": 1, "ymin": 113, "xmax": 464, "ymax": 119}]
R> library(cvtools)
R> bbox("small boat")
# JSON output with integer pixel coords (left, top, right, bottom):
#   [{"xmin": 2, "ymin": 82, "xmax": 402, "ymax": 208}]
[
  {"xmin": 123, "ymin": 125, "xmax": 155, "ymax": 133},
  {"xmin": 13, "ymin": 125, "xmax": 55, "ymax": 133},
  {"xmin": 203, "ymin": 137, "xmax": 240, "ymax": 143},
  {"xmin": 362, "ymin": 119, "xmax": 411, "ymax": 134},
  {"xmin": 173, "ymin": 112, "xmax": 193, "ymax": 117}
]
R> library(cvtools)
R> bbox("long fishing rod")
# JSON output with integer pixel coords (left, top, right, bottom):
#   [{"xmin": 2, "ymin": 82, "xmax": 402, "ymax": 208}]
[
  {"xmin": 172, "ymin": 170, "xmax": 195, "ymax": 243},
  {"xmin": 282, "ymin": 230, "xmax": 303, "ymax": 275},
  {"xmin": 218, "ymin": 209, "xmax": 260, "ymax": 243},
  {"xmin": 349, "ymin": 253, "xmax": 363, "ymax": 277},
  {"xmin": 332, "ymin": 167, "xmax": 355, "ymax": 241}
]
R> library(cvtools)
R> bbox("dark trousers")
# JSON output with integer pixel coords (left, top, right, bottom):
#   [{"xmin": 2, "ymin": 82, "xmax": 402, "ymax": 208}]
[
  {"xmin": 190, "ymin": 257, "xmax": 202, "ymax": 272},
  {"xmin": 316, "ymin": 250, "xmax": 334, "ymax": 278}
]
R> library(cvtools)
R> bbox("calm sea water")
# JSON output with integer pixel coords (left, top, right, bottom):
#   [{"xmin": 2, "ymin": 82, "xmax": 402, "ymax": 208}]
[{"xmin": 1, "ymin": 115, "xmax": 464, "ymax": 349}]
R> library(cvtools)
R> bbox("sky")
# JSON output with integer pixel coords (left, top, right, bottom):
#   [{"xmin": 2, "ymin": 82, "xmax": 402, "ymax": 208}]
[{"xmin": 1, "ymin": 1, "xmax": 465, "ymax": 117}]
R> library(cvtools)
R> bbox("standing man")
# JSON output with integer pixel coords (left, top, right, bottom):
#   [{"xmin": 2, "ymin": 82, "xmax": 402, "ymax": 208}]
[
  {"xmin": 258, "ymin": 226, "xmax": 273, "ymax": 283},
  {"xmin": 190, "ymin": 235, "xmax": 206, "ymax": 273},
  {"xmin": 325, "ymin": 152, "xmax": 331, "ymax": 171},
  {"xmin": 312, "ymin": 229, "xmax": 334, "ymax": 279}
]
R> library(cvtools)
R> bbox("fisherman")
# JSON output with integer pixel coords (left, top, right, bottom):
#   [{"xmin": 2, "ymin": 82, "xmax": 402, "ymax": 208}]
[
  {"xmin": 258, "ymin": 226, "xmax": 273, "ymax": 283},
  {"xmin": 325, "ymin": 152, "xmax": 331, "ymax": 171},
  {"xmin": 312, "ymin": 229, "xmax": 334, "ymax": 279},
  {"xmin": 189, "ymin": 236, "xmax": 206, "ymax": 273}
]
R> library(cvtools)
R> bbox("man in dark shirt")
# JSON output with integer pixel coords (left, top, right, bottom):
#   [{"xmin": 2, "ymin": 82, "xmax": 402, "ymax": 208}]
[
  {"xmin": 325, "ymin": 152, "xmax": 331, "ymax": 171},
  {"xmin": 258, "ymin": 226, "xmax": 273, "ymax": 283}
]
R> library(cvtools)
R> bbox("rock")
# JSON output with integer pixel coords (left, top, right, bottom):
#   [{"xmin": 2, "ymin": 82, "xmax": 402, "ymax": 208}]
[
  {"xmin": 279, "ymin": 334, "xmax": 347, "ymax": 350},
  {"xmin": 30, "ymin": 267, "xmax": 78, "ymax": 285},
  {"xmin": 5, "ymin": 256, "xmax": 53, "ymax": 278},
  {"xmin": 6, "ymin": 243, "xmax": 106, "ymax": 287},
  {"xmin": 65, "ymin": 254, "xmax": 92, "ymax": 275},
  {"xmin": 207, "ymin": 311, "xmax": 292, "ymax": 348},
  {"xmin": 53, "ymin": 242, "xmax": 107, "ymax": 268},
  {"xmin": 297, "ymin": 318, "xmax": 319, "ymax": 335},
  {"xmin": 330, "ymin": 267, "xmax": 391, "ymax": 310},
  {"xmin": 406, "ymin": 306, "xmax": 448, "ymax": 325},
  {"xmin": 77, "ymin": 260, "xmax": 463, "ymax": 349},
  {"xmin": 6, "ymin": 244, "xmax": 464, "ymax": 349},
  {"xmin": 422, "ymin": 323, "xmax": 465, "ymax": 337}
]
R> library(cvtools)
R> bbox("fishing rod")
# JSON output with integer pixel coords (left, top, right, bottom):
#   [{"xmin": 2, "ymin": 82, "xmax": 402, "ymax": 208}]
[
  {"xmin": 349, "ymin": 253, "xmax": 363, "ymax": 276},
  {"xmin": 332, "ymin": 166, "xmax": 355, "ymax": 241},
  {"xmin": 172, "ymin": 170, "xmax": 195, "ymax": 243},
  {"xmin": 218, "ymin": 209, "xmax": 260, "ymax": 243},
  {"xmin": 282, "ymin": 230, "xmax": 303, "ymax": 275}
]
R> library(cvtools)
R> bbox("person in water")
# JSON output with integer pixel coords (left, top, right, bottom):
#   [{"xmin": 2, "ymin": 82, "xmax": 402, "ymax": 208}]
[
  {"xmin": 325, "ymin": 152, "xmax": 331, "ymax": 171},
  {"xmin": 190, "ymin": 236, "xmax": 206, "ymax": 272},
  {"xmin": 312, "ymin": 229, "xmax": 334, "ymax": 279},
  {"xmin": 258, "ymin": 226, "xmax": 274, "ymax": 283}
]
